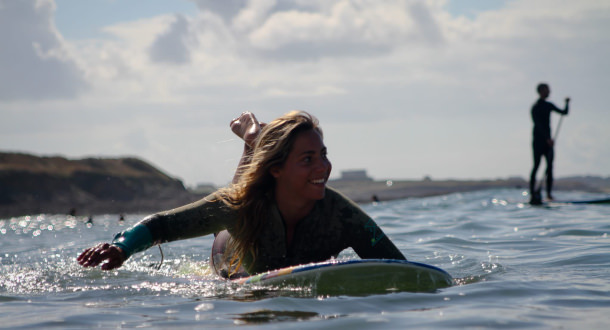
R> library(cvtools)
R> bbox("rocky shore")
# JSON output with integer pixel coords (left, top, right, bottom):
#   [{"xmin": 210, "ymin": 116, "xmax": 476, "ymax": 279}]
[
  {"xmin": 0, "ymin": 152, "xmax": 208, "ymax": 218},
  {"xmin": 1, "ymin": 152, "xmax": 609, "ymax": 218}
]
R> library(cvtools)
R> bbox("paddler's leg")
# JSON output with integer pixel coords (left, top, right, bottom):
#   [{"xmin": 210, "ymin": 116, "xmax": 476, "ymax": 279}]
[
  {"xmin": 211, "ymin": 230, "xmax": 230, "ymax": 278},
  {"xmin": 544, "ymin": 147, "xmax": 555, "ymax": 200},
  {"xmin": 529, "ymin": 142, "xmax": 543, "ymax": 197},
  {"xmin": 210, "ymin": 112, "xmax": 264, "ymax": 277},
  {"xmin": 211, "ymin": 112, "xmax": 264, "ymax": 278},
  {"xmin": 210, "ymin": 230, "xmax": 248, "ymax": 279}
]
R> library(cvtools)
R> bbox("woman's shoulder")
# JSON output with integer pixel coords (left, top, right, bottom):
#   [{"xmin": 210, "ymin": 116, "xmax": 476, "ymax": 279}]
[
  {"xmin": 324, "ymin": 185, "xmax": 350, "ymax": 202},
  {"xmin": 322, "ymin": 186, "xmax": 367, "ymax": 217}
]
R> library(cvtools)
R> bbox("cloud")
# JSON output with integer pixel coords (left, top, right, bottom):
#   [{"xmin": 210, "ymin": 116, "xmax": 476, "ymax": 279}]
[
  {"xmin": 244, "ymin": 1, "xmax": 436, "ymax": 60},
  {"xmin": 192, "ymin": 0, "xmax": 248, "ymax": 22},
  {"xmin": 2, "ymin": 0, "xmax": 610, "ymax": 185},
  {"xmin": 149, "ymin": 14, "xmax": 192, "ymax": 64},
  {"xmin": 187, "ymin": 0, "xmax": 445, "ymax": 60},
  {"xmin": 232, "ymin": 0, "xmax": 276, "ymax": 32},
  {"xmin": 0, "ymin": 0, "xmax": 87, "ymax": 101},
  {"xmin": 408, "ymin": 2, "xmax": 444, "ymax": 45}
]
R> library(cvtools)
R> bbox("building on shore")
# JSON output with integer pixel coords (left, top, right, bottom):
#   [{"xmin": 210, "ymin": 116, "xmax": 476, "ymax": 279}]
[{"xmin": 334, "ymin": 169, "xmax": 373, "ymax": 182}]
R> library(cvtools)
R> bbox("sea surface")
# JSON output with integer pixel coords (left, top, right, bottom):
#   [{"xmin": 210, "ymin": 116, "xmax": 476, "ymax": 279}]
[{"xmin": 1, "ymin": 188, "xmax": 609, "ymax": 329}]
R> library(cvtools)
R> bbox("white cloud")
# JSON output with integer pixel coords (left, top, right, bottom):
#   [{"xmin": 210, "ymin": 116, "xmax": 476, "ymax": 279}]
[
  {"xmin": 0, "ymin": 0, "xmax": 87, "ymax": 100},
  {"xmin": 1, "ymin": 0, "xmax": 609, "ymax": 186},
  {"xmin": 244, "ymin": 1, "xmax": 433, "ymax": 59},
  {"xmin": 232, "ymin": 0, "xmax": 277, "ymax": 32},
  {"xmin": 192, "ymin": 0, "xmax": 247, "ymax": 22},
  {"xmin": 149, "ymin": 14, "xmax": 193, "ymax": 64}
]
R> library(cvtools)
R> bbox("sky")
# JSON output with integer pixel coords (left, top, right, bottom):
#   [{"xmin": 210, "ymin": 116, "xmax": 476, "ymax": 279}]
[{"xmin": 1, "ymin": 0, "xmax": 609, "ymax": 187}]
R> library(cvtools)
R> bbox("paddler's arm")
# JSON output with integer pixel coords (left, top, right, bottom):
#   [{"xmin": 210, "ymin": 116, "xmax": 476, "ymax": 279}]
[
  {"xmin": 551, "ymin": 98, "xmax": 570, "ymax": 115},
  {"xmin": 562, "ymin": 97, "xmax": 570, "ymax": 115},
  {"xmin": 77, "ymin": 193, "xmax": 235, "ymax": 270}
]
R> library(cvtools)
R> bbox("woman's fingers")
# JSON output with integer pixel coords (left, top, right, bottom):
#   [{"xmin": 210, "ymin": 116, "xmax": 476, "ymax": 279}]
[
  {"xmin": 230, "ymin": 112, "xmax": 264, "ymax": 147},
  {"xmin": 76, "ymin": 247, "xmax": 93, "ymax": 263},
  {"xmin": 77, "ymin": 243, "xmax": 124, "ymax": 269},
  {"xmin": 77, "ymin": 243, "xmax": 102, "ymax": 266}
]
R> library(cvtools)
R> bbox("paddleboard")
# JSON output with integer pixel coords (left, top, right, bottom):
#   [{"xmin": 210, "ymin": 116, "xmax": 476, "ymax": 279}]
[
  {"xmin": 543, "ymin": 197, "xmax": 610, "ymax": 205},
  {"xmin": 231, "ymin": 259, "xmax": 453, "ymax": 294}
]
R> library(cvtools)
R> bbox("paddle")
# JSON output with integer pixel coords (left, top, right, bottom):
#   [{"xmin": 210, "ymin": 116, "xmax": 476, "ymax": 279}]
[{"xmin": 531, "ymin": 114, "xmax": 565, "ymax": 204}]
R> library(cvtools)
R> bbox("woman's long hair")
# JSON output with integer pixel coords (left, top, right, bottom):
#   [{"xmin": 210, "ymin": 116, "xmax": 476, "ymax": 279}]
[{"xmin": 216, "ymin": 111, "xmax": 323, "ymax": 272}]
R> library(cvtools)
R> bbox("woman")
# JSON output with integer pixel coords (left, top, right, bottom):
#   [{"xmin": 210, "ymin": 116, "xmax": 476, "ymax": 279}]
[{"xmin": 77, "ymin": 111, "xmax": 406, "ymax": 277}]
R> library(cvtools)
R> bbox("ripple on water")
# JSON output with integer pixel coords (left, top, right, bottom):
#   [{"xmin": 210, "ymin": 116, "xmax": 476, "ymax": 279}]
[{"xmin": 2, "ymin": 189, "xmax": 610, "ymax": 328}]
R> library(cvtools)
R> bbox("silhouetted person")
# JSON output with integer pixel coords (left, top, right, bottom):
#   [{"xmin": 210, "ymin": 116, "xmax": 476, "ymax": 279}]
[{"xmin": 529, "ymin": 83, "xmax": 569, "ymax": 204}]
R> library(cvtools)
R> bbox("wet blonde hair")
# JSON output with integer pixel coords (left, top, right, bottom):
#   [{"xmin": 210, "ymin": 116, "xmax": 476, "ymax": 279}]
[{"xmin": 217, "ymin": 111, "xmax": 323, "ymax": 272}]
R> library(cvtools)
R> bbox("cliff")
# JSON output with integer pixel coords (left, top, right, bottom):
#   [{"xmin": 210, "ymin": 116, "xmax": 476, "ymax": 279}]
[{"xmin": 0, "ymin": 152, "xmax": 207, "ymax": 218}]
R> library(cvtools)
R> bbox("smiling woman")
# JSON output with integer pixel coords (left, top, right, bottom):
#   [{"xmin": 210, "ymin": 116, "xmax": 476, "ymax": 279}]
[{"xmin": 77, "ymin": 111, "xmax": 406, "ymax": 278}]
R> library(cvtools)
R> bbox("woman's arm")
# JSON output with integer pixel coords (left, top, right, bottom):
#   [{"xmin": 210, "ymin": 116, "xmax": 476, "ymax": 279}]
[
  {"xmin": 230, "ymin": 112, "xmax": 265, "ymax": 183},
  {"xmin": 77, "ymin": 194, "xmax": 236, "ymax": 270},
  {"xmin": 328, "ymin": 188, "xmax": 406, "ymax": 260},
  {"xmin": 78, "ymin": 111, "xmax": 265, "ymax": 270},
  {"xmin": 352, "ymin": 217, "xmax": 407, "ymax": 260}
]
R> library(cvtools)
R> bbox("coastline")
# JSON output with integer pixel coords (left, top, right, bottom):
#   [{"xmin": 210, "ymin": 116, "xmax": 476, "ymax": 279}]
[
  {"xmin": 4, "ymin": 176, "xmax": 609, "ymax": 219},
  {"xmin": 329, "ymin": 176, "xmax": 610, "ymax": 204},
  {"xmin": 2, "ymin": 152, "xmax": 609, "ymax": 218}
]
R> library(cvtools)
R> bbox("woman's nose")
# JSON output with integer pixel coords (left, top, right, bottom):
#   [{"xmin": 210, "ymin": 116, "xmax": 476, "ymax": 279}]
[{"xmin": 316, "ymin": 157, "xmax": 331, "ymax": 172}]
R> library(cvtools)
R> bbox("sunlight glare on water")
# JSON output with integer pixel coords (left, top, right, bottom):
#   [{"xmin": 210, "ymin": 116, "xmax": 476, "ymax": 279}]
[{"xmin": 1, "ymin": 188, "xmax": 610, "ymax": 328}]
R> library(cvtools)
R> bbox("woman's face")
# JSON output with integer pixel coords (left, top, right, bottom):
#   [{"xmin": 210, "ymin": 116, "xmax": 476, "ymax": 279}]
[{"xmin": 271, "ymin": 129, "xmax": 332, "ymax": 203}]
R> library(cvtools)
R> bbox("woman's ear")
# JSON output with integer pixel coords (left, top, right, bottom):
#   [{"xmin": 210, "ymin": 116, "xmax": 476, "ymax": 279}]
[{"xmin": 269, "ymin": 165, "xmax": 281, "ymax": 179}]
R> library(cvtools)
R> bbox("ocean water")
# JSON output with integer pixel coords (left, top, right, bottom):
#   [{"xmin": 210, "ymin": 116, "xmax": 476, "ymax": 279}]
[{"xmin": 1, "ymin": 188, "xmax": 609, "ymax": 329}]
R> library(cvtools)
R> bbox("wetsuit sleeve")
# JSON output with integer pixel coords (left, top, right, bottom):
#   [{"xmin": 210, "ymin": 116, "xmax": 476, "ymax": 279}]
[
  {"xmin": 111, "ymin": 224, "xmax": 153, "ymax": 258},
  {"xmin": 111, "ymin": 192, "xmax": 237, "ymax": 258},
  {"xmin": 349, "ymin": 213, "xmax": 407, "ymax": 260},
  {"xmin": 329, "ymin": 188, "xmax": 406, "ymax": 260}
]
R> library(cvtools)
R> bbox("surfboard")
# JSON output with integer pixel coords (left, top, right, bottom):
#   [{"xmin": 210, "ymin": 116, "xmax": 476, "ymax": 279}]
[{"xmin": 231, "ymin": 259, "xmax": 453, "ymax": 294}]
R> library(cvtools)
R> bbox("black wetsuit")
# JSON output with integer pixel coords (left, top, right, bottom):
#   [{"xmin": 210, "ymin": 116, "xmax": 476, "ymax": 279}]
[
  {"xmin": 529, "ymin": 99, "xmax": 568, "ymax": 198},
  {"xmin": 115, "ymin": 187, "xmax": 406, "ymax": 277}
]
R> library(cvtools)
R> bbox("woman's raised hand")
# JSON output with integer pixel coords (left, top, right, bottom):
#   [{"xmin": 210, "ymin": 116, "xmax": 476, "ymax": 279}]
[{"xmin": 230, "ymin": 112, "xmax": 265, "ymax": 148}]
